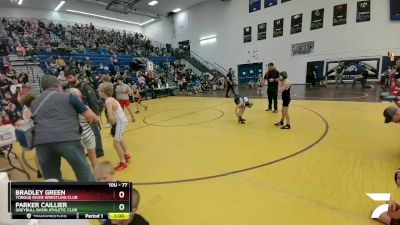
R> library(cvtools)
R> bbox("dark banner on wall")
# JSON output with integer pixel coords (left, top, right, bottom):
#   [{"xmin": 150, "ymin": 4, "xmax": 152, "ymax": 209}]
[
  {"xmin": 244, "ymin": 26, "xmax": 252, "ymax": 43},
  {"xmin": 311, "ymin": 8, "xmax": 324, "ymax": 30},
  {"xmin": 249, "ymin": 0, "xmax": 261, "ymax": 13},
  {"xmin": 391, "ymin": 0, "xmax": 400, "ymax": 20},
  {"xmin": 357, "ymin": 1, "xmax": 370, "ymax": 22},
  {"xmin": 306, "ymin": 61, "xmax": 325, "ymax": 84},
  {"xmin": 281, "ymin": 0, "xmax": 291, "ymax": 3},
  {"xmin": 178, "ymin": 40, "xmax": 190, "ymax": 56},
  {"xmin": 291, "ymin": 13, "xmax": 302, "ymax": 34},
  {"xmin": 325, "ymin": 58, "xmax": 380, "ymax": 81},
  {"xmin": 264, "ymin": 0, "xmax": 277, "ymax": 8},
  {"xmin": 273, "ymin": 18, "xmax": 284, "ymax": 37},
  {"xmin": 257, "ymin": 23, "xmax": 267, "ymax": 40},
  {"xmin": 333, "ymin": 4, "xmax": 347, "ymax": 26}
]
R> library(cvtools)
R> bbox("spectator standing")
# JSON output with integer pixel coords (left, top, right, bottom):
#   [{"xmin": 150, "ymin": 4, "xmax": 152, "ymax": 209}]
[
  {"xmin": 18, "ymin": 92, "xmax": 43, "ymax": 178},
  {"xmin": 335, "ymin": 62, "xmax": 345, "ymax": 88},
  {"xmin": 65, "ymin": 70, "xmax": 105, "ymax": 158},
  {"xmin": 31, "ymin": 75, "xmax": 97, "ymax": 181}
]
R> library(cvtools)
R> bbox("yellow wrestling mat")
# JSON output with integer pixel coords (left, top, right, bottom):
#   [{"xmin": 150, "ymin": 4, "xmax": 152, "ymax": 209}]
[{"xmin": 20, "ymin": 97, "xmax": 400, "ymax": 225}]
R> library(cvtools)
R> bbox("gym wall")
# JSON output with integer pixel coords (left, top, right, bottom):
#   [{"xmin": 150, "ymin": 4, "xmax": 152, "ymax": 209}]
[{"xmin": 150, "ymin": 0, "xmax": 400, "ymax": 84}]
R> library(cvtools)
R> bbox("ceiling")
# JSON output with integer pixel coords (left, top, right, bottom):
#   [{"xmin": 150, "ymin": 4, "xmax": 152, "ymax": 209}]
[
  {"xmin": 118, "ymin": 0, "xmax": 210, "ymax": 15},
  {"xmin": 1, "ymin": 0, "xmax": 210, "ymax": 17}
]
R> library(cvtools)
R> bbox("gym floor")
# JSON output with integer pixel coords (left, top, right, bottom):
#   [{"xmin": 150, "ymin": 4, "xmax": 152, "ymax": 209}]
[{"xmin": 17, "ymin": 85, "xmax": 400, "ymax": 225}]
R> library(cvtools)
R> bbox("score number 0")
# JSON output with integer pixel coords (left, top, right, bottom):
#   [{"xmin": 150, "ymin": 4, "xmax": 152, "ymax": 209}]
[{"xmin": 118, "ymin": 191, "xmax": 126, "ymax": 211}]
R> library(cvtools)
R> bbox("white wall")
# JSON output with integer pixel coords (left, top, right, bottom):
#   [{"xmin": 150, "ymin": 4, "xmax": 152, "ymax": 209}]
[
  {"xmin": 144, "ymin": 16, "xmax": 174, "ymax": 45},
  {"xmin": 0, "ymin": 4, "xmax": 145, "ymax": 33},
  {"xmin": 160, "ymin": 0, "xmax": 400, "ymax": 84},
  {"xmin": 174, "ymin": 11, "xmax": 191, "ymax": 46}
]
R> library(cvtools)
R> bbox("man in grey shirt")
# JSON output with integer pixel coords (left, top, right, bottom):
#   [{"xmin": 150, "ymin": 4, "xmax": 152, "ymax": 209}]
[
  {"xmin": 335, "ymin": 62, "xmax": 345, "ymax": 88},
  {"xmin": 31, "ymin": 75, "xmax": 98, "ymax": 181}
]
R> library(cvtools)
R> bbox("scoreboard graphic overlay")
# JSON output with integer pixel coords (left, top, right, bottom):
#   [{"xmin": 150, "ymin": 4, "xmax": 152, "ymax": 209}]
[{"xmin": 8, "ymin": 182, "xmax": 132, "ymax": 220}]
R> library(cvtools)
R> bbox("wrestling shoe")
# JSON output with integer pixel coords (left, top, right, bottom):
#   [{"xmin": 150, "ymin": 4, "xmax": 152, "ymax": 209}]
[{"xmin": 114, "ymin": 162, "xmax": 128, "ymax": 171}]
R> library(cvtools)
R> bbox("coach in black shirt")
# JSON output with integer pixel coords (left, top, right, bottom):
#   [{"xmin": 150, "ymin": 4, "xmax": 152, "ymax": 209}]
[{"xmin": 263, "ymin": 63, "xmax": 280, "ymax": 112}]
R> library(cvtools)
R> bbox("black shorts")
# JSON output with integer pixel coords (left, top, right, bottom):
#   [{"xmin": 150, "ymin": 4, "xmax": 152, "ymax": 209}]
[{"xmin": 282, "ymin": 99, "xmax": 291, "ymax": 107}]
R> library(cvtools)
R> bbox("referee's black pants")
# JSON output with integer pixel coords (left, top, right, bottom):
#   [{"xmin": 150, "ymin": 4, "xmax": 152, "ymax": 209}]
[
  {"xmin": 267, "ymin": 89, "xmax": 278, "ymax": 111},
  {"xmin": 226, "ymin": 84, "xmax": 236, "ymax": 97}
]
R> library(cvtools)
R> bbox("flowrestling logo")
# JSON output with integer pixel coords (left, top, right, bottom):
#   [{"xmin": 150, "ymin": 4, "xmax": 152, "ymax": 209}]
[{"xmin": 367, "ymin": 193, "xmax": 390, "ymax": 218}]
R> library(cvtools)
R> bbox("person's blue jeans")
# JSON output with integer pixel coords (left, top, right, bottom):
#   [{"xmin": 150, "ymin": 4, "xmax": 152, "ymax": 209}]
[
  {"xmin": 90, "ymin": 123, "xmax": 104, "ymax": 158},
  {"xmin": 35, "ymin": 140, "xmax": 94, "ymax": 181}
]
